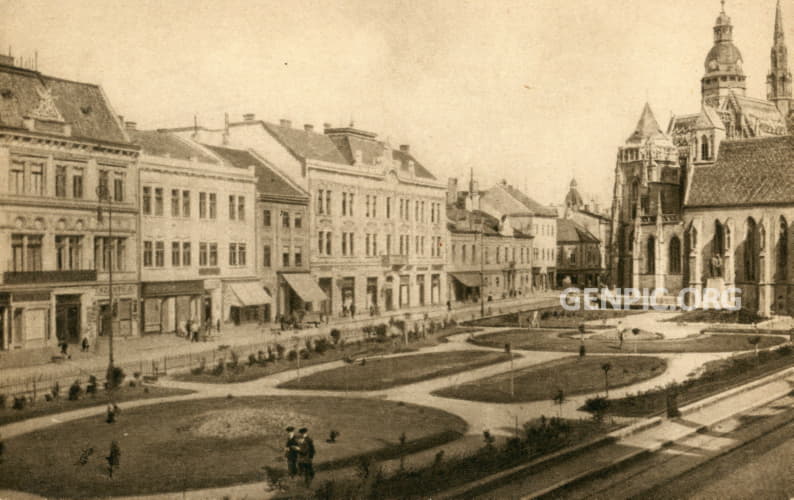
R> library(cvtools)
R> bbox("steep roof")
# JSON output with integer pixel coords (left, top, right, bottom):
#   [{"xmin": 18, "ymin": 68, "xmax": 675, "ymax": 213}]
[
  {"xmin": 129, "ymin": 130, "xmax": 218, "ymax": 163},
  {"xmin": 627, "ymin": 103, "xmax": 666, "ymax": 143},
  {"xmin": 500, "ymin": 183, "xmax": 558, "ymax": 217},
  {"xmin": 0, "ymin": 64, "xmax": 128, "ymax": 144},
  {"xmin": 261, "ymin": 122, "xmax": 349, "ymax": 164},
  {"xmin": 392, "ymin": 148, "xmax": 436, "ymax": 180},
  {"xmin": 686, "ymin": 135, "xmax": 794, "ymax": 207},
  {"xmin": 204, "ymin": 144, "xmax": 307, "ymax": 201},
  {"xmin": 731, "ymin": 95, "xmax": 787, "ymax": 133},
  {"xmin": 557, "ymin": 218, "xmax": 600, "ymax": 244}
]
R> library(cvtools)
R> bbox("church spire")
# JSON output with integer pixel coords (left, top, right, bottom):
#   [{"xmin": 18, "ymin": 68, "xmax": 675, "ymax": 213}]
[
  {"xmin": 702, "ymin": 0, "xmax": 746, "ymax": 107},
  {"xmin": 768, "ymin": 0, "xmax": 792, "ymax": 116}
]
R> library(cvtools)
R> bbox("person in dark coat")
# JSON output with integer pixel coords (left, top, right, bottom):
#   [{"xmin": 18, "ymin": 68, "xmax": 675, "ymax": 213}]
[
  {"xmin": 284, "ymin": 426, "xmax": 298, "ymax": 478},
  {"xmin": 297, "ymin": 427, "xmax": 315, "ymax": 487}
]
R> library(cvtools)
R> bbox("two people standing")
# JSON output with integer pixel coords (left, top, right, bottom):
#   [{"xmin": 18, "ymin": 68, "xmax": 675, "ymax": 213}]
[{"xmin": 284, "ymin": 426, "xmax": 315, "ymax": 487}]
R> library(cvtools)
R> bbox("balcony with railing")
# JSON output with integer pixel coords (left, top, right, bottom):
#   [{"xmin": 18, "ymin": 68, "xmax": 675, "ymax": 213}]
[{"xmin": 3, "ymin": 269, "xmax": 98, "ymax": 285}]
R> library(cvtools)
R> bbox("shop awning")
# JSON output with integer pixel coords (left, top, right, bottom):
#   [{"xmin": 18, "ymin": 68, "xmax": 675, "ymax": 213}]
[
  {"xmin": 282, "ymin": 273, "xmax": 328, "ymax": 303},
  {"xmin": 450, "ymin": 272, "xmax": 482, "ymax": 288},
  {"xmin": 228, "ymin": 282, "xmax": 272, "ymax": 307}
]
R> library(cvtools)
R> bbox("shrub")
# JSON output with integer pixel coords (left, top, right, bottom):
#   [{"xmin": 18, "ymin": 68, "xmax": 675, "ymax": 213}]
[
  {"xmin": 375, "ymin": 323, "xmax": 388, "ymax": 339},
  {"xmin": 583, "ymin": 396, "xmax": 610, "ymax": 422},
  {"xmin": 299, "ymin": 349, "xmax": 311, "ymax": 360},
  {"xmin": 304, "ymin": 339, "xmax": 314, "ymax": 352},
  {"xmin": 12, "ymin": 396, "xmax": 26, "ymax": 410},
  {"xmin": 330, "ymin": 329, "xmax": 341, "ymax": 344},
  {"xmin": 227, "ymin": 351, "xmax": 240, "ymax": 370},
  {"xmin": 106, "ymin": 367, "xmax": 126, "ymax": 391},
  {"xmin": 50, "ymin": 381, "xmax": 61, "ymax": 400},
  {"xmin": 191, "ymin": 358, "xmax": 207, "ymax": 375},
  {"xmin": 287, "ymin": 350, "xmax": 298, "ymax": 362},
  {"xmin": 777, "ymin": 345, "xmax": 792, "ymax": 357},
  {"xmin": 86, "ymin": 375, "xmax": 97, "ymax": 396},
  {"xmin": 314, "ymin": 338, "xmax": 329, "ymax": 354},
  {"xmin": 248, "ymin": 353, "xmax": 258, "ymax": 367},
  {"xmin": 482, "ymin": 430, "xmax": 496, "ymax": 450},
  {"xmin": 392, "ymin": 319, "xmax": 406, "ymax": 333},
  {"xmin": 263, "ymin": 465, "xmax": 288, "ymax": 492},
  {"xmin": 68, "ymin": 380, "xmax": 82, "ymax": 401},
  {"xmin": 0, "ymin": 394, "xmax": 6, "ymax": 409},
  {"xmin": 211, "ymin": 359, "xmax": 225, "ymax": 376},
  {"xmin": 275, "ymin": 344, "xmax": 286, "ymax": 359}
]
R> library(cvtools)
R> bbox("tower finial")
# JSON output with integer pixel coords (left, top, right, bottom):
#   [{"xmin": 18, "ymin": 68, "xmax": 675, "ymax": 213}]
[{"xmin": 721, "ymin": 0, "xmax": 725, "ymax": 13}]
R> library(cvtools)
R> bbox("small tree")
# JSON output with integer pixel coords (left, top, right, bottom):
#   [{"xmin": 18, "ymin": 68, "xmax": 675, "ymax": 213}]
[
  {"xmin": 106, "ymin": 441, "xmax": 121, "ymax": 478},
  {"xmin": 601, "ymin": 362, "xmax": 612, "ymax": 397},
  {"xmin": 748, "ymin": 336, "xmax": 762, "ymax": 360},
  {"xmin": 579, "ymin": 340, "xmax": 586, "ymax": 358},
  {"xmin": 553, "ymin": 388, "xmax": 565, "ymax": 418},
  {"xmin": 68, "ymin": 380, "xmax": 82, "ymax": 401}
]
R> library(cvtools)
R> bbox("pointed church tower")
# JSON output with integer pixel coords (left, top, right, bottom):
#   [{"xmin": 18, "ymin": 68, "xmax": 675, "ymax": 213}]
[
  {"xmin": 767, "ymin": 0, "xmax": 793, "ymax": 117},
  {"xmin": 702, "ymin": 1, "xmax": 747, "ymax": 107}
]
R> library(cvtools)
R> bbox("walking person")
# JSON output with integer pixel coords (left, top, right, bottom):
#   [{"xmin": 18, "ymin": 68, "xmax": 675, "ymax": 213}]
[
  {"xmin": 297, "ymin": 427, "xmax": 315, "ymax": 487},
  {"xmin": 284, "ymin": 426, "xmax": 299, "ymax": 479},
  {"xmin": 191, "ymin": 320, "xmax": 200, "ymax": 342}
]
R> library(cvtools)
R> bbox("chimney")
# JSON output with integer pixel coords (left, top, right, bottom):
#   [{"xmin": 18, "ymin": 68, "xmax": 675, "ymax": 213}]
[
  {"xmin": 400, "ymin": 144, "xmax": 410, "ymax": 153},
  {"xmin": 304, "ymin": 123, "xmax": 314, "ymax": 132},
  {"xmin": 280, "ymin": 119, "xmax": 292, "ymax": 128},
  {"xmin": 125, "ymin": 121, "xmax": 137, "ymax": 130},
  {"xmin": 243, "ymin": 113, "xmax": 256, "ymax": 121},
  {"xmin": 447, "ymin": 178, "xmax": 458, "ymax": 205}
]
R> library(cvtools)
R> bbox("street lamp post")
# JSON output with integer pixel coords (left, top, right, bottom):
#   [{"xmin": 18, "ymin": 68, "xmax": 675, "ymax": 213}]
[
  {"xmin": 97, "ymin": 183, "xmax": 114, "ymax": 403},
  {"xmin": 480, "ymin": 217, "xmax": 485, "ymax": 318}
]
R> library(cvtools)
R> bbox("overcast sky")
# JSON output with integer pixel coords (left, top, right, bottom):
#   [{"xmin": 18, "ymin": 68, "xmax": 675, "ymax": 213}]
[{"xmin": 0, "ymin": 0, "xmax": 786, "ymax": 206}]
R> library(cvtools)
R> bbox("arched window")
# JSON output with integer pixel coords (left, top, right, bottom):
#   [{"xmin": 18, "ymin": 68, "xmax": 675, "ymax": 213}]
[
  {"xmin": 714, "ymin": 221, "xmax": 725, "ymax": 255},
  {"xmin": 630, "ymin": 180, "xmax": 640, "ymax": 219},
  {"xmin": 701, "ymin": 135, "xmax": 710, "ymax": 160},
  {"xmin": 778, "ymin": 217, "xmax": 788, "ymax": 281},
  {"xmin": 669, "ymin": 236, "xmax": 682, "ymax": 274},
  {"xmin": 745, "ymin": 218, "xmax": 757, "ymax": 281},
  {"xmin": 647, "ymin": 236, "xmax": 656, "ymax": 274}
]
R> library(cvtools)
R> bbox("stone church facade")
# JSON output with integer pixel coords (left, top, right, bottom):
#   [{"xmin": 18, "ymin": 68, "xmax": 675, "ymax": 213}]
[{"xmin": 611, "ymin": 1, "xmax": 794, "ymax": 316}]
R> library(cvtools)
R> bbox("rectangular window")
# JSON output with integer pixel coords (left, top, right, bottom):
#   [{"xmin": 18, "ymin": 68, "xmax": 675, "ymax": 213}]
[
  {"xmin": 295, "ymin": 246, "xmax": 303, "ymax": 267},
  {"xmin": 263, "ymin": 209, "xmax": 271, "ymax": 227},
  {"xmin": 171, "ymin": 189, "xmax": 180, "ymax": 216},
  {"xmin": 114, "ymin": 177, "xmax": 124, "ymax": 202},
  {"xmin": 349, "ymin": 193, "xmax": 354, "ymax": 216},
  {"xmin": 282, "ymin": 211, "xmax": 290, "ymax": 228},
  {"xmin": 237, "ymin": 196, "xmax": 245, "ymax": 221},
  {"xmin": 172, "ymin": 241, "xmax": 180, "ymax": 266},
  {"xmin": 282, "ymin": 246, "xmax": 290, "ymax": 267},
  {"xmin": 294, "ymin": 213, "xmax": 302, "ymax": 228},
  {"xmin": 229, "ymin": 243, "xmax": 237, "ymax": 266},
  {"xmin": 366, "ymin": 234, "xmax": 371, "ymax": 256},
  {"xmin": 318, "ymin": 232, "xmax": 324, "ymax": 255},
  {"xmin": 55, "ymin": 166, "xmax": 67, "ymax": 197},
  {"xmin": 72, "ymin": 169, "xmax": 83, "ymax": 198},
  {"xmin": 56, "ymin": 235, "xmax": 82, "ymax": 270},
  {"xmin": 209, "ymin": 243, "xmax": 218, "ymax": 266},
  {"xmin": 238, "ymin": 243, "xmax": 246, "ymax": 266},
  {"xmin": 143, "ymin": 186, "xmax": 152, "ymax": 215},
  {"xmin": 372, "ymin": 196, "xmax": 377, "ymax": 218},
  {"xmin": 143, "ymin": 241, "xmax": 153, "ymax": 267},
  {"xmin": 263, "ymin": 245, "xmax": 271, "ymax": 267},
  {"xmin": 365, "ymin": 195, "xmax": 370, "ymax": 218},
  {"xmin": 98, "ymin": 170, "xmax": 110, "ymax": 200},
  {"xmin": 387, "ymin": 234, "xmax": 392, "ymax": 254},
  {"xmin": 342, "ymin": 192, "xmax": 347, "ymax": 216},
  {"xmin": 373, "ymin": 234, "xmax": 378, "ymax": 256},
  {"xmin": 115, "ymin": 238, "xmax": 126, "ymax": 271},
  {"xmin": 10, "ymin": 161, "xmax": 24, "ymax": 194},
  {"xmin": 182, "ymin": 190, "xmax": 190, "ymax": 217},
  {"xmin": 155, "ymin": 188, "xmax": 164, "ymax": 215},
  {"xmin": 325, "ymin": 191, "xmax": 331, "ymax": 215},
  {"xmin": 183, "ymin": 242, "xmax": 191, "ymax": 266},
  {"xmin": 326, "ymin": 231, "xmax": 332, "ymax": 256},
  {"xmin": 28, "ymin": 163, "xmax": 43, "ymax": 196},
  {"xmin": 199, "ymin": 192, "xmax": 207, "ymax": 218},
  {"xmin": 209, "ymin": 193, "xmax": 217, "ymax": 218},
  {"xmin": 155, "ymin": 241, "xmax": 165, "ymax": 267},
  {"xmin": 387, "ymin": 197, "xmax": 392, "ymax": 218},
  {"xmin": 199, "ymin": 243, "xmax": 208, "ymax": 267},
  {"xmin": 229, "ymin": 195, "xmax": 236, "ymax": 220}
]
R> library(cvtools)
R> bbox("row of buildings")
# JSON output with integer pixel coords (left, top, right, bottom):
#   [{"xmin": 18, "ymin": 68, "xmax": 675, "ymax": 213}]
[
  {"xmin": 0, "ymin": 50, "xmax": 609, "ymax": 352},
  {"xmin": 611, "ymin": 0, "xmax": 794, "ymax": 316}
]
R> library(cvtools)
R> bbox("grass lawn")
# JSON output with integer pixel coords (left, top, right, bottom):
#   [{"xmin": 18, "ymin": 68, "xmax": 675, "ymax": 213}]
[
  {"xmin": 467, "ymin": 309, "xmax": 639, "ymax": 328},
  {"xmin": 663, "ymin": 308, "xmax": 767, "ymax": 324},
  {"xmin": 597, "ymin": 345, "xmax": 794, "ymax": 417},
  {"xmin": 173, "ymin": 326, "xmax": 480, "ymax": 384},
  {"xmin": 472, "ymin": 329, "xmax": 786, "ymax": 353},
  {"xmin": 0, "ymin": 385, "xmax": 192, "ymax": 426},
  {"xmin": 278, "ymin": 351, "xmax": 514, "ymax": 391},
  {"xmin": 432, "ymin": 356, "xmax": 666, "ymax": 403},
  {"xmin": 0, "ymin": 396, "xmax": 466, "ymax": 498}
]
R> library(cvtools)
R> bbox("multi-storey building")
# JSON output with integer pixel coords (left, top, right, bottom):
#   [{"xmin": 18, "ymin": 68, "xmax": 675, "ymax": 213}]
[
  {"xmin": 129, "ymin": 129, "xmax": 261, "ymax": 333},
  {"xmin": 556, "ymin": 217, "xmax": 602, "ymax": 288},
  {"xmin": 563, "ymin": 178, "xmax": 610, "ymax": 280},
  {"xmin": 611, "ymin": 1, "xmax": 793, "ymax": 307},
  {"xmin": 446, "ymin": 178, "xmax": 533, "ymax": 304},
  {"xmin": 205, "ymin": 144, "xmax": 311, "ymax": 323},
  {"xmin": 478, "ymin": 180, "xmax": 558, "ymax": 289},
  {"xmin": 0, "ymin": 56, "xmax": 139, "ymax": 351},
  {"xmin": 175, "ymin": 116, "xmax": 447, "ymax": 318}
]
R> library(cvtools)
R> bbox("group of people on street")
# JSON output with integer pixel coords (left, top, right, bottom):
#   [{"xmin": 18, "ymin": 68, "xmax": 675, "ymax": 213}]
[{"xmin": 284, "ymin": 426, "xmax": 316, "ymax": 487}]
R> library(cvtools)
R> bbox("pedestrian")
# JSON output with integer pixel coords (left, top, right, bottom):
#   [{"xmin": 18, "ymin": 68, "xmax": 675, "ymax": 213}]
[
  {"xmin": 297, "ymin": 427, "xmax": 315, "ymax": 487},
  {"xmin": 216, "ymin": 318, "xmax": 221, "ymax": 334},
  {"xmin": 350, "ymin": 304, "xmax": 356, "ymax": 318},
  {"xmin": 81, "ymin": 337, "xmax": 90, "ymax": 352},
  {"xmin": 284, "ymin": 426, "xmax": 299, "ymax": 479},
  {"xmin": 184, "ymin": 319, "xmax": 191, "ymax": 341},
  {"xmin": 191, "ymin": 320, "xmax": 200, "ymax": 342},
  {"xmin": 60, "ymin": 341, "xmax": 70, "ymax": 359}
]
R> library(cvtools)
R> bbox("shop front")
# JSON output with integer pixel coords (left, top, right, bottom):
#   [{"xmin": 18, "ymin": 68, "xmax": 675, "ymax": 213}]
[
  {"xmin": 281, "ymin": 272, "xmax": 328, "ymax": 319},
  {"xmin": 449, "ymin": 272, "xmax": 482, "ymax": 303},
  {"xmin": 3, "ymin": 290, "xmax": 51, "ymax": 350},
  {"xmin": 95, "ymin": 284, "xmax": 139, "ymax": 340},
  {"xmin": 224, "ymin": 280, "xmax": 271, "ymax": 325},
  {"xmin": 141, "ymin": 280, "xmax": 204, "ymax": 335}
]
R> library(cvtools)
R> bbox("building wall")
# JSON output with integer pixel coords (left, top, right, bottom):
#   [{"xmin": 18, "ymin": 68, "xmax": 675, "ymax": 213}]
[
  {"xmin": 557, "ymin": 241, "xmax": 602, "ymax": 287},
  {"xmin": 138, "ymin": 155, "xmax": 257, "ymax": 332},
  {"xmin": 0, "ymin": 135, "xmax": 138, "ymax": 350}
]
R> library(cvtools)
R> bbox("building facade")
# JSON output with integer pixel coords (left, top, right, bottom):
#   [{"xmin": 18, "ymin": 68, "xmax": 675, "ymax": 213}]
[
  {"xmin": 556, "ymin": 217, "xmax": 601, "ymax": 288},
  {"xmin": 446, "ymin": 181, "xmax": 533, "ymax": 304},
  {"xmin": 0, "ymin": 56, "xmax": 139, "ymax": 351},
  {"xmin": 130, "ymin": 129, "xmax": 260, "ymax": 334},
  {"xmin": 205, "ymin": 145, "xmax": 311, "ymax": 324},
  {"xmin": 178, "ymin": 117, "xmax": 448, "ymax": 319}
]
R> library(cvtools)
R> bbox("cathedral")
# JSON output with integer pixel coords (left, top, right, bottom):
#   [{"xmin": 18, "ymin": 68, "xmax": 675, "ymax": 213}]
[{"xmin": 610, "ymin": 1, "xmax": 794, "ymax": 315}]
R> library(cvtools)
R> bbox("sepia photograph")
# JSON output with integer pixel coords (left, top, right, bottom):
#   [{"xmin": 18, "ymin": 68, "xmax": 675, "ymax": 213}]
[{"xmin": 1, "ymin": 0, "xmax": 794, "ymax": 498}]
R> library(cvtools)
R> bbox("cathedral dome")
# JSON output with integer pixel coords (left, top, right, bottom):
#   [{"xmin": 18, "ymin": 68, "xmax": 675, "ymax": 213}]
[{"xmin": 704, "ymin": 43, "xmax": 744, "ymax": 74}]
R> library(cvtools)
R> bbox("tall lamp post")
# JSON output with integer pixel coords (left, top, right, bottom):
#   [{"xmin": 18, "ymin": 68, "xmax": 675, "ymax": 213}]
[
  {"xmin": 96, "ymin": 182, "xmax": 114, "ymax": 402},
  {"xmin": 480, "ymin": 217, "xmax": 485, "ymax": 318}
]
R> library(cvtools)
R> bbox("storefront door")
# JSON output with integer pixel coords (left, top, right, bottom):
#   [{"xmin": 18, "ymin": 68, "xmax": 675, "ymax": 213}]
[{"xmin": 56, "ymin": 295, "xmax": 81, "ymax": 344}]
